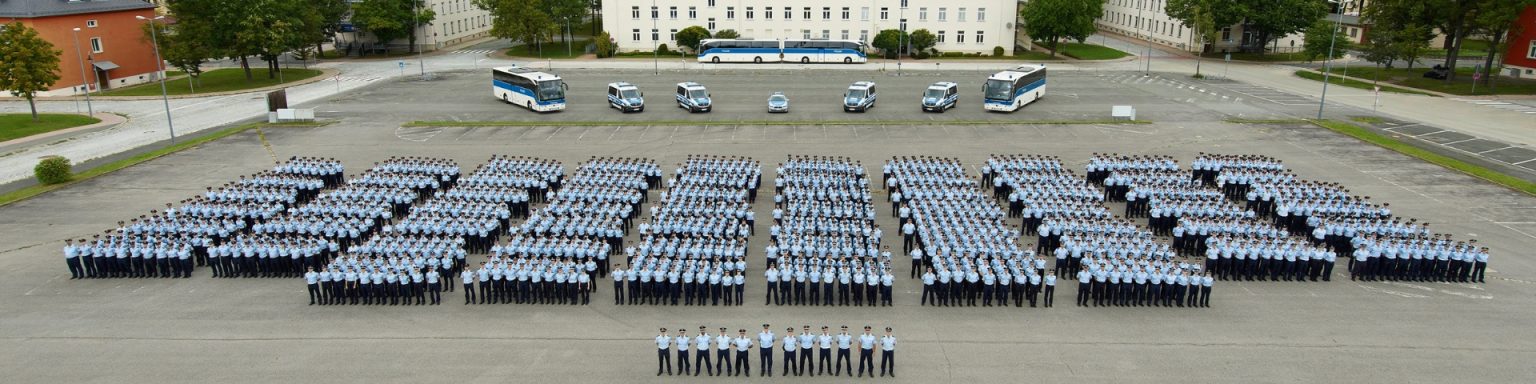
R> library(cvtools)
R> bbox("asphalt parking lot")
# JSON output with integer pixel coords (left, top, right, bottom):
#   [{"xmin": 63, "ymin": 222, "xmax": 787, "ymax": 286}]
[{"xmin": 2, "ymin": 69, "xmax": 1534, "ymax": 383}]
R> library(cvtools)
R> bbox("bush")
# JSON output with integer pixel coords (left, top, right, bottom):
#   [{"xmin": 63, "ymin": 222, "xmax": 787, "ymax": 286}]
[
  {"xmin": 912, "ymin": 51, "xmax": 929, "ymax": 60},
  {"xmin": 34, "ymin": 156, "xmax": 72, "ymax": 185},
  {"xmin": 657, "ymin": 44, "xmax": 670, "ymax": 55},
  {"xmin": 993, "ymin": 46, "xmax": 1005, "ymax": 57},
  {"xmin": 942, "ymin": 52, "xmax": 964, "ymax": 57},
  {"xmin": 594, "ymin": 32, "xmax": 617, "ymax": 58}
]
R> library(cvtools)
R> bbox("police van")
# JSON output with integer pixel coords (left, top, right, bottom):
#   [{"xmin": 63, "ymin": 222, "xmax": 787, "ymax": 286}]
[
  {"xmin": 675, "ymin": 82, "xmax": 712, "ymax": 113},
  {"xmin": 606, "ymin": 82, "xmax": 644, "ymax": 113},
  {"xmin": 921, "ymin": 82, "xmax": 959, "ymax": 113},
  {"xmin": 843, "ymin": 81, "xmax": 877, "ymax": 112}
]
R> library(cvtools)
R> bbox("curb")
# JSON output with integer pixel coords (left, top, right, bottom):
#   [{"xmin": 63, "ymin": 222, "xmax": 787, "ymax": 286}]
[{"xmin": 1295, "ymin": 68, "xmax": 1457, "ymax": 98}]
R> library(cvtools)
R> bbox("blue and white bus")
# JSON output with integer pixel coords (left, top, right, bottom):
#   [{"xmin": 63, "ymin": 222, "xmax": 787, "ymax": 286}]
[
  {"xmin": 983, "ymin": 64, "xmax": 1047, "ymax": 112},
  {"xmin": 492, "ymin": 66, "xmax": 566, "ymax": 112},
  {"xmin": 698, "ymin": 39, "xmax": 867, "ymax": 64}
]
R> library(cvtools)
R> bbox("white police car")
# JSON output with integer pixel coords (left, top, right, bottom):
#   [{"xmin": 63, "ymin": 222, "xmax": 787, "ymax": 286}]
[
  {"xmin": 921, "ymin": 82, "xmax": 959, "ymax": 113},
  {"xmin": 676, "ymin": 82, "xmax": 712, "ymax": 113},
  {"xmin": 607, "ymin": 82, "xmax": 644, "ymax": 112},
  {"xmin": 843, "ymin": 81, "xmax": 877, "ymax": 112}
]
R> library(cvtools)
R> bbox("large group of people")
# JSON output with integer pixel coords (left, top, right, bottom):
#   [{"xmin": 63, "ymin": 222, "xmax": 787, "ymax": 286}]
[
  {"xmin": 653, "ymin": 323, "xmax": 897, "ymax": 378},
  {"xmin": 618, "ymin": 155, "xmax": 759, "ymax": 306},
  {"xmin": 767, "ymin": 156, "xmax": 894, "ymax": 307}
]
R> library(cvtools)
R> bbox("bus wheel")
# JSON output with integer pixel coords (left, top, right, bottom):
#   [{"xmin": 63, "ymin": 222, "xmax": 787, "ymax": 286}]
[
  {"xmin": 844, "ymin": 57, "xmax": 853, "ymax": 64},
  {"xmin": 801, "ymin": 57, "xmax": 810, "ymax": 64},
  {"xmin": 753, "ymin": 57, "xmax": 762, "ymax": 64},
  {"xmin": 711, "ymin": 57, "xmax": 721, "ymax": 63}
]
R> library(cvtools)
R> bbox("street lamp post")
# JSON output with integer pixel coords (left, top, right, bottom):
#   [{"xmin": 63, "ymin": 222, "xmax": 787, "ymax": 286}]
[
  {"xmin": 414, "ymin": 0, "xmax": 425, "ymax": 77},
  {"xmin": 70, "ymin": 27, "xmax": 93, "ymax": 116},
  {"xmin": 652, "ymin": 0, "xmax": 659, "ymax": 75},
  {"xmin": 137, "ymin": 15, "xmax": 176, "ymax": 143},
  {"xmin": 1317, "ymin": 0, "xmax": 1345, "ymax": 119}
]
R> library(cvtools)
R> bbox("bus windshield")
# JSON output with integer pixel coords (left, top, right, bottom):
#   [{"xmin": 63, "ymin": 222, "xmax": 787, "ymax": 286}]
[
  {"xmin": 537, "ymin": 80, "xmax": 565, "ymax": 101},
  {"xmin": 924, "ymin": 89, "xmax": 945, "ymax": 99},
  {"xmin": 984, "ymin": 79, "xmax": 1013, "ymax": 100}
]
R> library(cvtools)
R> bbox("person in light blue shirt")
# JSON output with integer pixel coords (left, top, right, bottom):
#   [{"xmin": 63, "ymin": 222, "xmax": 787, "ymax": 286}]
[
  {"xmin": 857, "ymin": 326, "xmax": 877, "ymax": 377},
  {"xmin": 694, "ymin": 326, "xmax": 713, "ymax": 376},
  {"xmin": 656, "ymin": 328, "xmax": 673, "ymax": 376},
  {"xmin": 757, "ymin": 324, "xmax": 775, "ymax": 376},
  {"xmin": 835, "ymin": 325, "xmax": 854, "ymax": 376},
  {"xmin": 675, "ymin": 328, "xmax": 692, "ymax": 375}
]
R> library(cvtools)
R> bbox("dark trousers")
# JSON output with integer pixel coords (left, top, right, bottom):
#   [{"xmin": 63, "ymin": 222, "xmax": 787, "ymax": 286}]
[
  {"xmin": 464, "ymin": 283, "xmax": 475, "ymax": 303},
  {"xmin": 695, "ymin": 348, "xmax": 712, "ymax": 375},
  {"xmin": 880, "ymin": 350, "xmax": 895, "ymax": 376},
  {"xmin": 307, "ymin": 283, "xmax": 320, "ymax": 304},
  {"xmin": 836, "ymin": 349, "xmax": 852, "ymax": 375},
  {"xmin": 657, "ymin": 349, "xmax": 672, "ymax": 375},
  {"xmin": 818, "ymin": 348, "xmax": 833, "ymax": 374},
  {"xmin": 615, "ymin": 281, "xmax": 625, "ymax": 304},
  {"xmin": 858, "ymin": 349, "xmax": 874, "ymax": 376},
  {"xmin": 678, "ymin": 350, "xmax": 690, "ymax": 374},
  {"xmin": 1043, "ymin": 285, "xmax": 1055, "ymax": 307},
  {"xmin": 759, "ymin": 347, "xmax": 774, "ymax": 376},
  {"xmin": 799, "ymin": 348, "xmax": 813, "ymax": 375},
  {"xmin": 67, "ymin": 258, "xmax": 83, "ymax": 279},
  {"xmin": 716, "ymin": 349, "xmax": 731, "ymax": 376},
  {"xmin": 782, "ymin": 350, "xmax": 797, "ymax": 375},
  {"xmin": 735, "ymin": 350, "xmax": 750, "ymax": 376}
]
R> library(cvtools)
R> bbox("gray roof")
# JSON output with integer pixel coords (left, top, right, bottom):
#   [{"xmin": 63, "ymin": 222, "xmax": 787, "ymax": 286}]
[{"xmin": 0, "ymin": 0, "xmax": 156, "ymax": 19}]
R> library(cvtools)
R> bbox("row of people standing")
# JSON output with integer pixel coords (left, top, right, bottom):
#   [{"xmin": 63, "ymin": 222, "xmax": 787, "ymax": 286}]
[
  {"xmin": 769, "ymin": 156, "xmax": 893, "ymax": 307},
  {"xmin": 655, "ymin": 324, "xmax": 896, "ymax": 377}
]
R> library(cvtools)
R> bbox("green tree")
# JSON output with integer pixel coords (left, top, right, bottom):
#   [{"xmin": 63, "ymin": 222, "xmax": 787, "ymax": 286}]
[
  {"xmin": 1021, "ymin": 0, "xmax": 1103, "ymax": 57},
  {"xmin": 477, "ymin": 0, "xmax": 559, "ymax": 55},
  {"xmin": 309, "ymin": 0, "xmax": 352, "ymax": 56},
  {"xmin": 871, "ymin": 29, "xmax": 907, "ymax": 58},
  {"xmin": 675, "ymin": 26, "xmax": 712, "ymax": 52},
  {"xmin": 1360, "ymin": 0, "xmax": 1436, "ymax": 69},
  {"xmin": 0, "ymin": 22, "xmax": 62, "ymax": 121},
  {"xmin": 713, "ymin": 29, "xmax": 740, "ymax": 39},
  {"xmin": 547, "ymin": 0, "xmax": 588, "ymax": 43},
  {"xmin": 1302, "ymin": 19, "xmax": 1354, "ymax": 62},
  {"xmin": 1469, "ymin": 0, "xmax": 1536, "ymax": 88},
  {"xmin": 908, "ymin": 29, "xmax": 937, "ymax": 55},
  {"xmin": 354, "ymin": 0, "xmax": 435, "ymax": 54},
  {"xmin": 141, "ymin": 21, "xmax": 213, "ymax": 90},
  {"xmin": 594, "ymin": 31, "xmax": 617, "ymax": 58},
  {"xmin": 1167, "ymin": 0, "xmax": 1325, "ymax": 53}
]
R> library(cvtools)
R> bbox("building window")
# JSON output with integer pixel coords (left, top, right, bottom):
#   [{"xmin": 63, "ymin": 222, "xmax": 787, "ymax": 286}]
[
  {"xmin": 860, "ymin": 7, "xmax": 869, "ymax": 21},
  {"xmin": 860, "ymin": 30, "xmax": 869, "ymax": 42},
  {"xmin": 803, "ymin": 29, "xmax": 812, "ymax": 39},
  {"xmin": 841, "ymin": 30, "xmax": 850, "ymax": 40},
  {"xmin": 727, "ymin": 7, "xmax": 735, "ymax": 20},
  {"xmin": 938, "ymin": 8, "xmax": 947, "ymax": 22},
  {"xmin": 804, "ymin": 8, "xmax": 811, "ymax": 20},
  {"xmin": 976, "ymin": 31, "xmax": 984, "ymax": 44},
  {"xmin": 632, "ymin": 29, "xmax": 641, "ymax": 41},
  {"xmin": 902, "ymin": 0, "xmax": 909, "ymax": 8},
  {"xmin": 746, "ymin": 7, "xmax": 754, "ymax": 20},
  {"xmin": 708, "ymin": 18, "xmax": 716, "ymax": 30},
  {"xmin": 670, "ymin": 29, "xmax": 678, "ymax": 41},
  {"xmin": 669, "ymin": 6, "xmax": 677, "ymax": 19},
  {"xmin": 842, "ymin": 7, "xmax": 850, "ymax": 20},
  {"xmin": 956, "ymin": 31, "xmax": 965, "ymax": 44},
  {"xmin": 1221, "ymin": 27, "xmax": 1231, "ymax": 42},
  {"xmin": 937, "ymin": 31, "xmax": 945, "ymax": 43},
  {"xmin": 822, "ymin": 30, "xmax": 830, "ymax": 39},
  {"xmin": 650, "ymin": 6, "xmax": 658, "ymax": 19},
  {"xmin": 823, "ymin": 7, "xmax": 831, "ymax": 20},
  {"xmin": 89, "ymin": 37, "xmax": 103, "ymax": 53},
  {"xmin": 958, "ymin": 8, "xmax": 966, "ymax": 22},
  {"xmin": 765, "ymin": 7, "xmax": 772, "ymax": 20},
  {"xmin": 1348, "ymin": 27, "xmax": 1357, "ymax": 38},
  {"xmin": 978, "ymin": 8, "xmax": 986, "ymax": 22},
  {"xmin": 1527, "ymin": 40, "xmax": 1536, "ymax": 59},
  {"xmin": 785, "ymin": 9, "xmax": 792, "ymax": 20},
  {"xmin": 86, "ymin": 20, "xmax": 98, "ymax": 28},
  {"xmin": 689, "ymin": 6, "xmax": 697, "ymax": 19},
  {"xmin": 708, "ymin": 0, "xmax": 715, "ymax": 7},
  {"xmin": 652, "ymin": 29, "xmax": 659, "ymax": 41},
  {"xmin": 631, "ymin": 6, "xmax": 639, "ymax": 19},
  {"xmin": 880, "ymin": 8, "xmax": 888, "ymax": 20},
  {"xmin": 919, "ymin": 8, "xmax": 927, "ymax": 21}
]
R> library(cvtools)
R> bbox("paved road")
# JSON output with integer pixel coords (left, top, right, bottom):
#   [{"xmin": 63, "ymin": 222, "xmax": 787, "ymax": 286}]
[{"xmin": 2, "ymin": 63, "xmax": 1535, "ymax": 382}]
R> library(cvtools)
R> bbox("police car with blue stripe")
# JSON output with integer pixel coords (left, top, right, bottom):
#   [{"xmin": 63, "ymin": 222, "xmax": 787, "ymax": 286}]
[
  {"xmin": 607, "ymin": 82, "xmax": 644, "ymax": 113},
  {"xmin": 843, "ymin": 81, "xmax": 877, "ymax": 112},
  {"xmin": 676, "ymin": 82, "xmax": 712, "ymax": 113},
  {"xmin": 921, "ymin": 82, "xmax": 959, "ymax": 113}
]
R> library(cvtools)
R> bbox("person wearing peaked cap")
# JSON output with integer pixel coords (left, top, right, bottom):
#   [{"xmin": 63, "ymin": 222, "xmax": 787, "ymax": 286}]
[
  {"xmin": 676, "ymin": 328, "xmax": 691, "ymax": 375},
  {"xmin": 733, "ymin": 329, "xmax": 752, "ymax": 377},
  {"xmin": 857, "ymin": 326, "xmax": 876, "ymax": 377},
  {"xmin": 655, "ymin": 328, "xmax": 672, "ymax": 376},
  {"xmin": 715, "ymin": 327, "xmax": 732, "ymax": 376},
  {"xmin": 879, "ymin": 327, "xmax": 897, "ymax": 377},
  {"xmin": 694, "ymin": 326, "xmax": 713, "ymax": 376},
  {"xmin": 757, "ymin": 324, "xmax": 775, "ymax": 377}
]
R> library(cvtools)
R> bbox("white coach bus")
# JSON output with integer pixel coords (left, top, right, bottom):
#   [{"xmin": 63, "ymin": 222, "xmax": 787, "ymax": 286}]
[
  {"xmin": 983, "ymin": 64, "xmax": 1048, "ymax": 112},
  {"xmin": 491, "ymin": 66, "xmax": 567, "ymax": 112},
  {"xmin": 697, "ymin": 39, "xmax": 867, "ymax": 64}
]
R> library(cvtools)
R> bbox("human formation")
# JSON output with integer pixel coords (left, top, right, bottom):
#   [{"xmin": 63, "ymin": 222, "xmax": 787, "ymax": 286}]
[
  {"xmin": 654, "ymin": 324, "xmax": 896, "ymax": 377},
  {"xmin": 614, "ymin": 155, "xmax": 758, "ymax": 306},
  {"xmin": 766, "ymin": 156, "xmax": 895, "ymax": 307}
]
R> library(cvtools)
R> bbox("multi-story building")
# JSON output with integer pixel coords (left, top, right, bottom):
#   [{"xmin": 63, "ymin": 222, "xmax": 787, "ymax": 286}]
[
  {"xmin": 1, "ymin": 0, "xmax": 162, "ymax": 97},
  {"xmin": 1093, "ymin": 0, "xmax": 1385, "ymax": 54},
  {"xmin": 1503, "ymin": 6, "xmax": 1536, "ymax": 78},
  {"xmin": 339, "ymin": 0, "xmax": 493, "ymax": 53},
  {"xmin": 600, "ymin": 0, "xmax": 1020, "ymax": 55}
]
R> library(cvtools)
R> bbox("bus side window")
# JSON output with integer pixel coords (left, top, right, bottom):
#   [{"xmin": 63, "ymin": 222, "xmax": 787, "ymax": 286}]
[{"xmin": 609, "ymin": 87, "xmax": 618, "ymax": 97}]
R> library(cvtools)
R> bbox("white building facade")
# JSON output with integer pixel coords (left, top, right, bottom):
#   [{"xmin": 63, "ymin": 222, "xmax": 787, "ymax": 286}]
[
  {"xmin": 340, "ymin": 0, "xmax": 493, "ymax": 52},
  {"xmin": 1095, "ymin": 0, "xmax": 1314, "ymax": 54},
  {"xmin": 600, "ymin": 0, "xmax": 1020, "ymax": 55}
]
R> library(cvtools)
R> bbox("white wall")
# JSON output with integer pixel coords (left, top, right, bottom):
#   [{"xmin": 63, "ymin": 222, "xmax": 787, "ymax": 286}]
[{"xmin": 601, "ymin": 0, "xmax": 1019, "ymax": 54}]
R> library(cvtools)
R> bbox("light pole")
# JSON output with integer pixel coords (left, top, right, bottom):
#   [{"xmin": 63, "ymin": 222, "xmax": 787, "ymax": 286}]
[
  {"xmin": 136, "ymin": 15, "xmax": 176, "ymax": 143},
  {"xmin": 652, "ymin": 0, "xmax": 659, "ymax": 75},
  {"xmin": 1317, "ymin": 0, "xmax": 1345, "ymax": 119},
  {"xmin": 414, "ymin": 0, "xmax": 425, "ymax": 77},
  {"xmin": 70, "ymin": 27, "xmax": 93, "ymax": 116}
]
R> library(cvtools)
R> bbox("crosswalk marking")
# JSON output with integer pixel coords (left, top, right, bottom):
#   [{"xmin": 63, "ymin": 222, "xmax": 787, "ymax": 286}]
[
  {"xmin": 1451, "ymin": 98, "xmax": 1536, "ymax": 116},
  {"xmin": 453, "ymin": 49, "xmax": 495, "ymax": 54}
]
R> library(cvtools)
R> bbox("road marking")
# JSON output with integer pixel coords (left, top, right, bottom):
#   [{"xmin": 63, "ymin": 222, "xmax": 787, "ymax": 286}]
[
  {"xmin": 1357, "ymin": 283, "xmax": 1428, "ymax": 298},
  {"xmin": 1476, "ymin": 146, "xmax": 1512, "ymax": 154},
  {"xmin": 1440, "ymin": 138, "xmax": 1477, "ymax": 145}
]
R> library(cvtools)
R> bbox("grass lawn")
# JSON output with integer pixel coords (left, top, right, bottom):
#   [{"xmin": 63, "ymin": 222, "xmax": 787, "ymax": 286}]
[
  {"xmin": 1044, "ymin": 43, "xmax": 1129, "ymax": 60},
  {"xmin": 1313, "ymin": 120, "xmax": 1536, "ymax": 196},
  {"xmin": 1425, "ymin": 39, "xmax": 1489, "ymax": 58},
  {"xmin": 1318, "ymin": 66, "xmax": 1536, "ymax": 96},
  {"xmin": 97, "ymin": 68, "xmax": 324, "ymax": 97},
  {"xmin": 507, "ymin": 39, "xmax": 591, "ymax": 59},
  {"xmin": 0, "ymin": 114, "xmax": 102, "ymax": 142},
  {"xmin": 1201, "ymin": 51, "xmax": 1306, "ymax": 62},
  {"xmin": 1293, "ymin": 70, "xmax": 1438, "ymax": 96}
]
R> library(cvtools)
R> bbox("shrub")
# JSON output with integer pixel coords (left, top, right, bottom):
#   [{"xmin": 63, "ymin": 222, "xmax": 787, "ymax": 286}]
[
  {"xmin": 34, "ymin": 156, "xmax": 72, "ymax": 185},
  {"xmin": 594, "ymin": 32, "xmax": 617, "ymax": 58},
  {"xmin": 942, "ymin": 52, "xmax": 964, "ymax": 57},
  {"xmin": 912, "ymin": 51, "xmax": 929, "ymax": 60},
  {"xmin": 657, "ymin": 44, "xmax": 670, "ymax": 55},
  {"xmin": 993, "ymin": 46, "xmax": 1005, "ymax": 57}
]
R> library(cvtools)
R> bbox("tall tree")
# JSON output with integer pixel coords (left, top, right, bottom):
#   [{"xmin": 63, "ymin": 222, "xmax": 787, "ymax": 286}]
[
  {"xmin": 871, "ymin": 29, "xmax": 908, "ymax": 59},
  {"xmin": 547, "ymin": 0, "xmax": 588, "ymax": 43},
  {"xmin": 1021, "ymin": 0, "xmax": 1103, "ymax": 57},
  {"xmin": 674, "ymin": 26, "xmax": 712, "ymax": 52},
  {"xmin": 1168, "ymin": 0, "xmax": 1325, "ymax": 53},
  {"xmin": 909, "ymin": 29, "xmax": 937, "ymax": 55},
  {"xmin": 354, "ymin": 0, "xmax": 434, "ymax": 54},
  {"xmin": 141, "ymin": 21, "xmax": 213, "ymax": 89},
  {"xmin": 476, "ymin": 0, "xmax": 559, "ymax": 54},
  {"xmin": 1470, "ymin": 0, "xmax": 1536, "ymax": 88},
  {"xmin": 1302, "ymin": 19, "xmax": 1354, "ymax": 62},
  {"xmin": 1360, "ymin": 0, "xmax": 1436, "ymax": 68},
  {"xmin": 0, "ymin": 22, "xmax": 62, "ymax": 120},
  {"xmin": 309, "ymin": 0, "xmax": 352, "ymax": 57}
]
